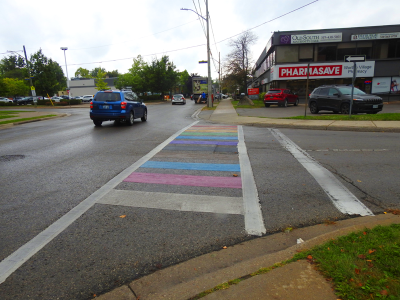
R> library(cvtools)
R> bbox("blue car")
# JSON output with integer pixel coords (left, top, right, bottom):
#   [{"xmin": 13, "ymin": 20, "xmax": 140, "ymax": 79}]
[{"xmin": 90, "ymin": 90, "xmax": 147, "ymax": 126}]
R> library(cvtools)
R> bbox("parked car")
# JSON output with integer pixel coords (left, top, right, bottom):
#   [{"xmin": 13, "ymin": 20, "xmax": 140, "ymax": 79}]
[
  {"xmin": 309, "ymin": 85, "xmax": 383, "ymax": 114},
  {"xmin": 82, "ymin": 95, "xmax": 94, "ymax": 103},
  {"xmin": 90, "ymin": 90, "xmax": 147, "ymax": 126},
  {"xmin": 51, "ymin": 97, "xmax": 63, "ymax": 102},
  {"xmin": 171, "ymin": 94, "xmax": 186, "ymax": 105},
  {"xmin": 17, "ymin": 97, "xmax": 35, "ymax": 105},
  {"xmin": 0, "ymin": 97, "xmax": 13, "ymax": 103},
  {"xmin": 13, "ymin": 97, "xmax": 24, "ymax": 104},
  {"xmin": 264, "ymin": 89, "xmax": 299, "ymax": 107},
  {"xmin": 74, "ymin": 96, "xmax": 83, "ymax": 100}
]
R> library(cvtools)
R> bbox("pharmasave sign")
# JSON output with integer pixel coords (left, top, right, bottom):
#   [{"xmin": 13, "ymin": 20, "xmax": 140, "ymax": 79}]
[
  {"xmin": 272, "ymin": 62, "xmax": 375, "ymax": 80},
  {"xmin": 280, "ymin": 32, "xmax": 342, "ymax": 44}
]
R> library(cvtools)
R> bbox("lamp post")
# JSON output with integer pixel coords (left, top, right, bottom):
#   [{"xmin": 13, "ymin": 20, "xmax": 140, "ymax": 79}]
[
  {"xmin": 181, "ymin": 1, "xmax": 212, "ymax": 107},
  {"xmin": 60, "ymin": 47, "xmax": 70, "ymax": 100}
]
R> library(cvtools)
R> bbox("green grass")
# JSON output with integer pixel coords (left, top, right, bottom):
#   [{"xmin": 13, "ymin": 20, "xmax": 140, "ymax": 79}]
[
  {"xmin": 285, "ymin": 113, "xmax": 400, "ymax": 121},
  {"xmin": 190, "ymin": 223, "xmax": 400, "ymax": 300},
  {"xmin": 0, "ymin": 114, "xmax": 57, "ymax": 125},
  {"xmin": 232, "ymin": 99, "xmax": 265, "ymax": 109},
  {"xmin": 294, "ymin": 224, "xmax": 400, "ymax": 300}
]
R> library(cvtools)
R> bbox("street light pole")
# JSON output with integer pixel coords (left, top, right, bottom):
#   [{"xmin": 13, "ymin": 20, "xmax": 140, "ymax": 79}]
[
  {"xmin": 206, "ymin": 0, "xmax": 212, "ymax": 108},
  {"xmin": 60, "ymin": 47, "xmax": 70, "ymax": 100}
]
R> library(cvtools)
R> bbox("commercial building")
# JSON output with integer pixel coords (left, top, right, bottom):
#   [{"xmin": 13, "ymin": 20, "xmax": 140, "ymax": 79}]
[
  {"xmin": 251, "ymin": 24, "xmax": 400, "ymax": 97},
  {"xmin": 68, "ymin": 77, "xmax": 117, "ymax": 98}
]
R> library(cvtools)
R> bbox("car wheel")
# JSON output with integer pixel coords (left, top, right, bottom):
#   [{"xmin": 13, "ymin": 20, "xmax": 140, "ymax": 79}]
[
  {"xmin": 340, "ymin": 103, "xmax": 350, "ymax": 115},
  {"xmin": 294, "ymin": 98, "xmax": 299, "ymax": 106},
  {"xmin": 141, "ymin": 110, "xmax": 147, "ymax": 122},
  {"xmin": 93, "ymin": 120, "xmax": 102, "ymax": 127},
  {"xmin": 264, "ymin": 104, "xmax": 270, "ymax": 107},
  {"xmin": 310, "ymin": 102, "xmax": 319, "ymax": 114},
  {"xmin": 282, "ymin": 99, "xmax": 288, "ymax": 107},
  {"xmin": 127, "ymin": 111, "xmax": 134, "ymax": 126}
]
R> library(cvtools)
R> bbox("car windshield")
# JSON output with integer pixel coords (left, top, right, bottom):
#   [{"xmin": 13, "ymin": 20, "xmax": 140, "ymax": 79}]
[
  {"xmin": 267, "ymin": 90, "xmax": 282, "ymax": 94},
  {"xmin": 95, "ymin": 93, "xmax": 121, "ymax": 102},
  {"xmin": 337, "ymin": 87, "xmax": 366, "ymax": 95}
]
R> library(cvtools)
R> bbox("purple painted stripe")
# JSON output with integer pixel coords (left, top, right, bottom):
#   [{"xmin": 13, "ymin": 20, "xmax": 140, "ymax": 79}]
[
  {"xmin": 124, "ymin": 172, "xmax": 242, "ymax": 189},
  {"xmin": 170, "ymin": 140, "xmax": 237, "ymax": 146}
]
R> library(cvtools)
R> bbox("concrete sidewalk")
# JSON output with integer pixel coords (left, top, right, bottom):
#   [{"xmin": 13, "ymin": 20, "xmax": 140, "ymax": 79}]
[{"xmin": 199, "ymin": 98, "xmax": 400, "ymax": 132}]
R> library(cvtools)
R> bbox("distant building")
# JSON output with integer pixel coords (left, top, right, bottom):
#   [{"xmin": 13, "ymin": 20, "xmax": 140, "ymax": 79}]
[
  {"xmin": 251, "ymin": 24, "xmax": 400, "ymax": 96},
  {"xmin": 68, "ymin": 77, "xmax": 117, "ymax": 97}
]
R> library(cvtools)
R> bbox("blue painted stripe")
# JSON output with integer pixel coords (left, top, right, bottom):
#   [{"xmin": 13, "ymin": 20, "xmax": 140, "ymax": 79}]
[
  {"xmin": 141, "ymin": 161, "xmax": 240, "ymax": 172},
  {"xmin": 176, "ymin": 136, "xmax": 238, "ymax": 140}
]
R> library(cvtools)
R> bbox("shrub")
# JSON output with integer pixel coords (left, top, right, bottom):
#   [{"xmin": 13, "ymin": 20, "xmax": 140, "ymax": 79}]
[
  {"xmin": 0, "ymin": 102, "xmax": 17, "ymax": 106},
  {"xmin": 259, "ymin": 92, "xmax": 266, "ymax": 101}
]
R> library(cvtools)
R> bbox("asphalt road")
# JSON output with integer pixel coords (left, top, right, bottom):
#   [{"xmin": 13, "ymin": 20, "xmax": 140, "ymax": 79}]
[{"xmin": 0, "ymin": 101, "xmax": 399, "ymax": 299}]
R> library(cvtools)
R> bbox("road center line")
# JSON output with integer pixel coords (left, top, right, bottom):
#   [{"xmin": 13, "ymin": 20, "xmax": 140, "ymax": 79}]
[
  {"xmin": 0, "ymin": 121, "xmax": 199, "ymax": 285},
  {"xmin": 269, "ymin": 128, "xmax": 373, "ymax": 217},
  {"xmin": 238, "ymin": 126, "xmax": 266, "ymax": 236}
]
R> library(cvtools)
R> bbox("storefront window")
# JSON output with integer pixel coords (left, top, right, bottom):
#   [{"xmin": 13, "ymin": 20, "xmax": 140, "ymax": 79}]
[
  {"xmin": 337, "ymin": 43, "xmax": 356, "ymax": 61},
  {"xmin": 276, "ymin": 46, "xmax": 299, "ymax": 63},
  {"xmin": 388, "ymin": 40, "xmax": 400, "ymax": 58},
  {"xmin": 356, "ymin": 41, "xmax": 372, "ymax": 59},
  {"xmin": 317, "ymin": 43, "xmax": 337, "ymax": 61},
  {"xmin": 299, "ymin": 45, "xmax": 314, "ymax": 62}
]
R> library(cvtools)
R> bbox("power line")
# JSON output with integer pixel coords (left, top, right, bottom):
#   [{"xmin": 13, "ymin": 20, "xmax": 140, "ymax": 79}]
[{"xmin": 192, "ymin": 0, "xmax": 207, "ymax": 38}]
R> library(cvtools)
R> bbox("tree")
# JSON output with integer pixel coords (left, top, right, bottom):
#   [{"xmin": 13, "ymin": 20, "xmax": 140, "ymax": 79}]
[
  {"xmin": 0, "ymin": 55, "xmax": 28, "ymax": 80},
  {"xmin": 224, "ymin": 31, "xmax": 258, "ymax": 95},
  {"xmin": 178, "ymin": 70, "xmax": 190, "ymax": 95},
  {"xmin": 90, "ymin": 67, "xmax": 106, "ymax": 78},
  {"xmin": 115, "ymin": 55, "xmax": 147, "ymax": 93},
  {"xmin": 1, "ymin": 78, "xmax": 30, "ymax": 97},
  {"xmin": 29, "ymin": 49, "xmax": 66, "ymax": 96},
  {"xmin": 144, "ymin": 55, "xmax": 179, "ymax": 97},
  {"xmin": 106, "ymin": 70, "xmax": 119, "ymax": 78},
  {"xmin": 75, "ymin": 67, "xmax": 91, "ymax": 78},
  {"xmin": 95, "ymin": 70, "xmax": 110, "ymax": 91}
]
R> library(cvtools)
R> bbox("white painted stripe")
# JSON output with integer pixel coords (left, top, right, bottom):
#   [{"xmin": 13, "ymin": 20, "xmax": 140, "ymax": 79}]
[
  {"xmin": 98, "ymin": 190, "xmax": 244, "ymax": 215},
  {"xmin": 238, "ymin": 126, "xmax": 266, "ymax": 236},
  {"xmin": 269, "ymin": 129, "xmax": 373, "ymax": 217},
  {"xmin": 0, "ymin": 121, "xmax": 199, "ymax": 285}
]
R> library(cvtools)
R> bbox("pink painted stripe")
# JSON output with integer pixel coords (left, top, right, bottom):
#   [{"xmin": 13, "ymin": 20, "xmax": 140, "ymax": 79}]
[{"xmin": 124, "ymin": 172, "xmax": 242, "ymax": 189}]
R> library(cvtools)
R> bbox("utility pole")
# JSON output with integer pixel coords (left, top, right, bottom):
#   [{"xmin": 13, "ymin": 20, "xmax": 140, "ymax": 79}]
[
  {"xmin": 219, "ymin": 52, "xmax": 221, "ymax": 95},
  {"xmin": 23, "ymin": 45, "xmax": 36, "ymax": 107},
  {"xmin": 206, "ymin": 0, "xmax": 212, "ymax": 108}
]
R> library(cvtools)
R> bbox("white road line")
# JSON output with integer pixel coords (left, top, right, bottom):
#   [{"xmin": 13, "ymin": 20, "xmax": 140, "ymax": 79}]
[
  {"xmin": 238, "ymin": 126, "xmax": 266, "ymax": 236},
  {"xmin": 269, "ymin": 129, "xmax": 374, "ymax": 217},
  {"xmin": 98, "ymin": 190, "xmax": 244, "ymax": 215},
  {"xmin": 0, "ymin": 121, "xmax": 199, "ymax": 285}
]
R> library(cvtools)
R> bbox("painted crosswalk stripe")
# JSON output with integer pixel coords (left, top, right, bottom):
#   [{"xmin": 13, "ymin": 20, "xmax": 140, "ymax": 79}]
[
  {"xmin": 170, "ymin": 140, "xmax": 238, "ymax": 146},
  {"xmin": 269, "ymin": 128, "xmax": 373, "ymax": 216},
  {"xmin": 176, "ymin": 136, "xmax": 238, "ymax": 140},
  {"xmin": 141, "ymin": 161, "xmax": 240, "ymax": 171},
  {"xmin": 123, "ymin": 172, "xmax": 242, "ymax": 188}
]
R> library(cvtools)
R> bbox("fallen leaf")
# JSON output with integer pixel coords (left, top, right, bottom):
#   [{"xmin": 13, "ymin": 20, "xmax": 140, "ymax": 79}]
[
  {"xmin": 328, "ymin": 247, "xmax": 330, "ymax": 250},
  {"xmin": 387, "ymin": 209, "xmax": 400, "ymax": 215},
  {"xmin": 368, "ymin": 249, "xmax": 376, "ymax": 254},
  {"xmin": 222, "ymin": 246, "xmax": 227, "ymax": 249},
  {"xmin": 233, "ymin": 174, "xmax": 238, "ymax": 177},
  {"xmin": 119, "ymin": 215, "xmax": 126, "ymax": 218},
  {"xmin": 367, "ymin": 260, "xmax": 372, "ymax": 262},
  {"xmin": 358, "ymin": 254, "xmax": 366, "ymax": 259},
  {"xmin": 307, "ymin": 255, "xmax": 313, "ymax": 260},
  {"xmin": 357, "ymin": 180, "xmax": 362, "ymax": 182},
  {"xmin": 355, "ymin": 268, "xmax": 361, "ymax": 275},
  {"xmin": 363, "ymin": 231, "xmax": 367, "ymax": 235},
  {"xmin": 368, "ymin": 263, "xmax": 374, "ymax": 268},
  {"xmin": 358, "ymin": 283, "xmax": 363, "ymax": 287},
  {"xmin": 380, "ymin": 290, "xmax": 388, "ymax": 296},
  {"xmin": 341, "ymin": 249, "xmax": 345, "ymax": 252}
]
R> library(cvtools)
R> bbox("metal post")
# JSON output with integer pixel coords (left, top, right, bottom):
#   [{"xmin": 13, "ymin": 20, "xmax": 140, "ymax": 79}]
[
  {"xmin": 206, "ymin": 0, "xmax": 212, "ymax": 108},
  {"xmin": 61, "ymin": 47, "xmax": 70, "ymax": 106},
  {"xmin": 304, "ymin": 63, "xmax": 310, "ymax": 117},
  {"xmin": 349, "ymin": 62, "xmax": 356, "ymax": 117}
]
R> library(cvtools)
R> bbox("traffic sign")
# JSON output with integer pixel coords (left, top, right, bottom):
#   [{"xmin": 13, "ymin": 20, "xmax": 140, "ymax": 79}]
[
  {"xmin": 345, "ymin": 55, "xmax": 366, "ymax": 62},
  {"xmin": 31, "ymin": 86, "xmax": 35, "ymax": 90},
  {"xmin": 199, "ymin": 60, "xmax": 208, "ymax": 64}
]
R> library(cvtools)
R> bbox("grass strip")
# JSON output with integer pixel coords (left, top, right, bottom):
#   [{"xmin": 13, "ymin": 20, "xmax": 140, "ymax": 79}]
[
  {"xmin": 0, "ymin": 115, "xmax": 57, "ymax": 125},
  {"xmin": 189, "ymin": 223, "xmax": 400, "ymax": 300}
]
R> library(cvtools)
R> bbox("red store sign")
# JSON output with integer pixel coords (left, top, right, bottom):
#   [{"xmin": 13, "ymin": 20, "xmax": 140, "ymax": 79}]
[
  {"xmin": 247, "ymin": 88, "xmax": 259, "ymax": 95},
  {"xmin": 273, "ymin": 62, "xmax": 375, "ymax": 80},
  {"xmin": 279, "ymin": 65, "xmax": 342, "ymax": 78}
]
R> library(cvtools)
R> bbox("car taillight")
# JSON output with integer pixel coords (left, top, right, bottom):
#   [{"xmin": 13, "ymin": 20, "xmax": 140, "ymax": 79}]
[
  {"xmin": 121, "ymin": 101, "xmax": 127, "ymax": 109},
  {"xmin": 90, "ymin": 101, "xmax": 93, "ymax": 108}
]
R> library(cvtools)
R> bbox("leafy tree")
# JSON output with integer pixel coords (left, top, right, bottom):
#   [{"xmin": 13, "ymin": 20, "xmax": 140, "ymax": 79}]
[
  {"xmin": 29, "ymin": 49, "xmax": 66, "ymax": 96},
  {"xmin": 75, "ymin": 67, "xmax": 91, "ymax": 78},
  {"xmin": 0, "ymin": 55, "xmax": 28, "ymax": 80},
  {"xmin": 1, "ymin": 78, "xmax": 30, "ymax": 97},
  {"xmin": 90, "ymin": 67, "xmax": 106, "ymax": 78},
  {"xmin": 224, "ymin": 31, "xmax": 258, "ymax": 95},
  {"xmin": 115, "ymin": 55, "xmax": 147, "ymax": 93},
  {"xmin": 178, "ymin": 70, "xmax": 190, "ymax": 94},
  {"xmin": 144, "ymin": 55, "xmax": 179, "ymax": 98},
  {"xmin": 106, "ymin": 70, "xmax": 119, "ymax": 78},
  {"xmin": 95, "ymin": 70, "xmax": 110, "ymax": 91}
]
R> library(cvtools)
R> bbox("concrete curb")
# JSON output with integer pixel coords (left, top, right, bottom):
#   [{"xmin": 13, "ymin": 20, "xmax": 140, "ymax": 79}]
[{"xmin": 97, "ymin": 214, "xmax": 400, "ymax": 300}]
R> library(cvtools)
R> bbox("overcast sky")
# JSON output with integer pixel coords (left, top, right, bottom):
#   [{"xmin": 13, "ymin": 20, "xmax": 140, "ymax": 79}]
[{"xmin": 1, "ymin": 0, "xmax": 398, "ymax": 82}]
